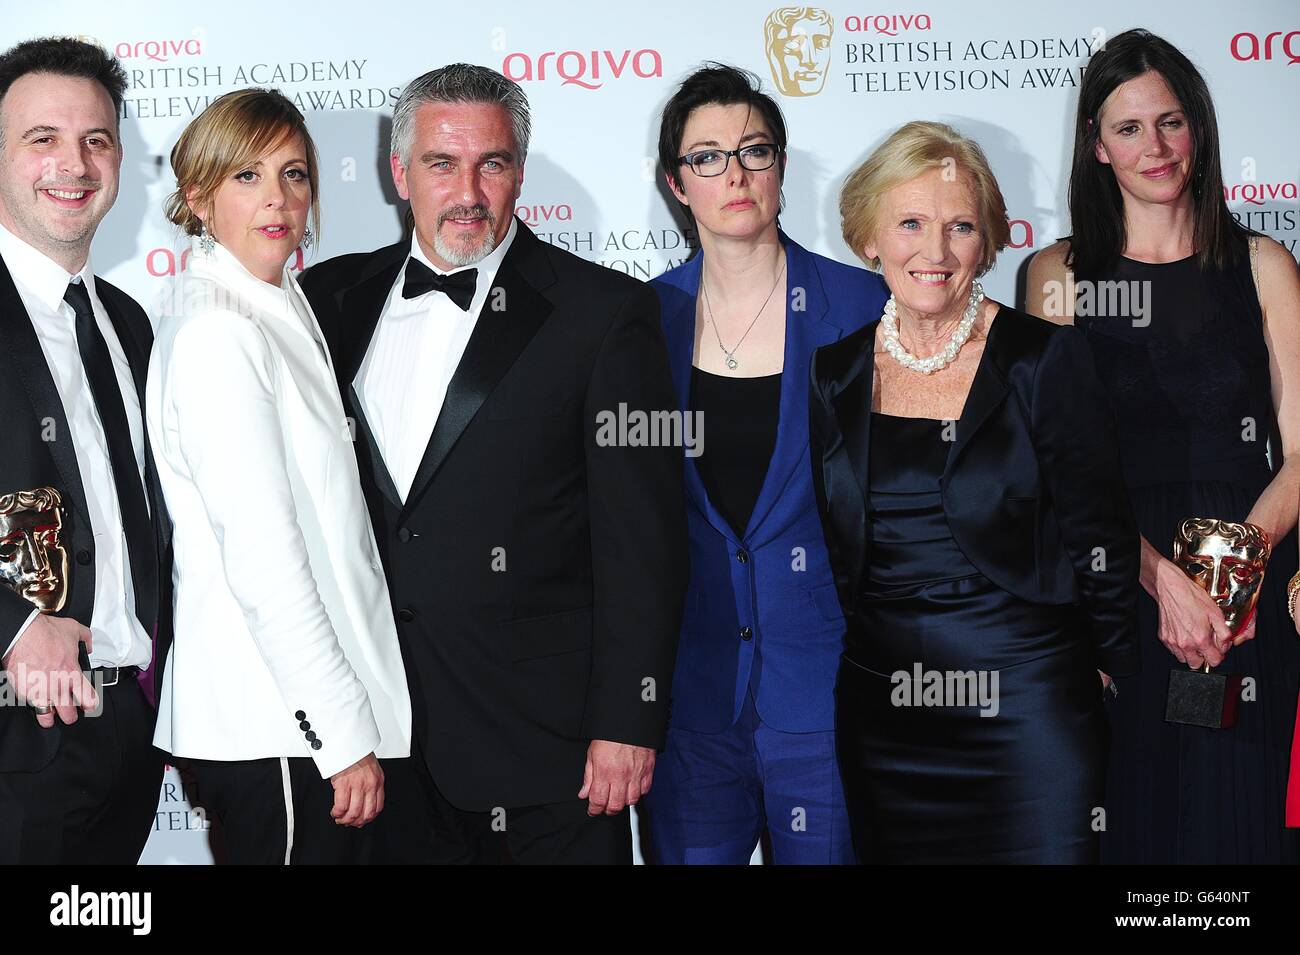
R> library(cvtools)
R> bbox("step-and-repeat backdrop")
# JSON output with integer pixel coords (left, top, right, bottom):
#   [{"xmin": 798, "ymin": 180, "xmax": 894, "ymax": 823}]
[{"xmin": 7, "ymin": 0, "xmax": 1297, "ymax": 863}]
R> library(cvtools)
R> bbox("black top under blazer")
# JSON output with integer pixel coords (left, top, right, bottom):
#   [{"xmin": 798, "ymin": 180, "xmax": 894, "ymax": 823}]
[{"xmin": 808, "ymin": 305, "xmax": 1141, "ymax": 677}]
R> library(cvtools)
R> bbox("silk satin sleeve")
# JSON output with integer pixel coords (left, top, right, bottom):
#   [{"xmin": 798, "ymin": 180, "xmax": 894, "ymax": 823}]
[
  {"xmin": 1029, "ymin": 324, "xmax": 1141, "ymax": 676},
  {"xmin": 809, "ymin": 347, "xmax": 861, "ymax": 622}
]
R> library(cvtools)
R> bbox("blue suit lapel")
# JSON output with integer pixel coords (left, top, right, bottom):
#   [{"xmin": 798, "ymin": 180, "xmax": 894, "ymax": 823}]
[
  {"xmin": 661, "ymin": 238, "xmax": 855, "ymax": 548},
  {"xmin": 744, "ymin": 238, "xmax": 844, "ymax": 546},
  {"xmin": 659, "ymin": 254, "xmax": 741, "ymax": 546}
]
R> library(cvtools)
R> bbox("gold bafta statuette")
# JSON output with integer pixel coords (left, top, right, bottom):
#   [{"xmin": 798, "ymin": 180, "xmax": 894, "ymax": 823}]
[
  {"xmin": 1165, "ymin": 517, "xmax": 1269, "ymax": 729},
  {"xmin": 0, "ymin": 486, "xmax": 69, "ymax": 614},
  {"xmin": 763, "ymin": 7, "xmax": 834, "ymax": 97}
]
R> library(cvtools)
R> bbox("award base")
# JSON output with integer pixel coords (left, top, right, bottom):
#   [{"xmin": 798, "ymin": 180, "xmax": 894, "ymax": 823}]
[{"xmin": 1164, "ymin": 668, "xmax": 1242, "ymax": 729}]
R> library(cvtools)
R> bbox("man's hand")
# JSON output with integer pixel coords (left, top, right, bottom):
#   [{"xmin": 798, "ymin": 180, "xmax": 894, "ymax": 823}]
[
  {"xmin": 329, "ymin": 753, "xmax": 384, "ymax": 827},
  {"xmin": 1, "ymin": 615, "xmax": 95, "ymax": 729},
  {"xmin": 578, "ymin": 739, "xmax": 656, "ymax": 816}
]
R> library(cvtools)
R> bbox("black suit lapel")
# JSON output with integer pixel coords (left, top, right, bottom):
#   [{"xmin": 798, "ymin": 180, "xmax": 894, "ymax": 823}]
[
  {"xmin": 401, "ymin": 231, "xmax": 553, "ymax": 519},
  {"xmin": 821, "ymin": 324, "xmax": 876, "ymax": 614},
  {"xmin": 347, "ymin": 381, "xmax": 402, "ymax": 509},
  {"xmin": 0, "ymin": 256, "xmax": 91, "ymax": 529},
  {"xmin": 336, "ymin": 248, "xmax": 405, "ymax": 509},
  {"xmin": 95, "ymin": 281, "xmax": 149, "ymax": 411},
  {"xmin": 96, "ymin": 281, "xmax": 165, "ymax": 529},
  {"xmin": 337, "ymin": 251, "xmax": 404, "ymax": 391},
  {"xmin": 91, "ymin": 279, "xmax": 161, "ymax": 635},
  {"xmin": 944, "ymin": 314, "xmax": 1011, "ymax": 477},
  {"xmin": 830, "ymin": 322, "xmax": 876, "ymax": 506}
]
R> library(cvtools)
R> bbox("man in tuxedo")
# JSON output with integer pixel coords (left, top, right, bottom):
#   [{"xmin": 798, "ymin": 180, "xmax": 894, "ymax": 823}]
[
  {"xmin": 301, "ymin": 64, "xmax": 687, "ymax": 864},
  {"xmin": 0, "ymin": 38, "xmax": 167, "ymax": 864}
]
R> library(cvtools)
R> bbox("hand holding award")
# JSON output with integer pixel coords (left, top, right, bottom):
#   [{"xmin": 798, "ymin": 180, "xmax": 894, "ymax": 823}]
[
  {"xmin": 1165, "ymin": 517, "xmax": 1270, "ymax": 729},
  {"xmin": 0, "ymin": 487, "xmax": 96, "ymax": 726}
]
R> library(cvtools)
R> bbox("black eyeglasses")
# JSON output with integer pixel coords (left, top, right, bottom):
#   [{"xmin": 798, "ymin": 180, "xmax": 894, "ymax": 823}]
[{"xmin": 677, "ymin": 143, "xmax": 782, "ymax": 178}]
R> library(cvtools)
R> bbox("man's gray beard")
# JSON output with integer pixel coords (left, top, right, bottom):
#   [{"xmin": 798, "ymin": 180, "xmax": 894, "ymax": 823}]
[{"xmin": 433, "ymin": 219, "xmax": 498, "ymax": 267}]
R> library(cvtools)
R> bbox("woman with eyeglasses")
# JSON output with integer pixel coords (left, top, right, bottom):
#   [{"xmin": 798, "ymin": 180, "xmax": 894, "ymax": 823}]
[{"xmin": 639, "ymin": 63, "xmax": 887, "ymax": 865}]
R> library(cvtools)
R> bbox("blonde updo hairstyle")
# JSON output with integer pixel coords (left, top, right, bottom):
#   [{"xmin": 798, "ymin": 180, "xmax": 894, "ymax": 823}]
[
  {"xmin": 840, "ymin": 120, "xmax": 1009, "ymax": 276},
  {"xmin": 164, "ymin": 87, "xmax": 320, "ymax": 241}
]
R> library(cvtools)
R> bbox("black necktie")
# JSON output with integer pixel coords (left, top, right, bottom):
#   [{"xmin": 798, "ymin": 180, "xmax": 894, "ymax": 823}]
[
  {"xmin": 64, "ymin": 280, "xmax": 158, "ymax": 636},
  {"xmin": 402, "ymin": 259, "xmax": 477, "ymax": 311}
]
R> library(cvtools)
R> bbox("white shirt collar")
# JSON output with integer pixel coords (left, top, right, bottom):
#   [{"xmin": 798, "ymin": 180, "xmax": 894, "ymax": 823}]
[
  {"xmin": 407, "ymin": 216, "xmax": 518, "ymax": 281},
  {"xmin": 0, "ymin": 219, "xmax": 96, "ymax": 312},
  {"xmin": 187, "ymin": 233, "xmax": 294, "ymax": 312}
]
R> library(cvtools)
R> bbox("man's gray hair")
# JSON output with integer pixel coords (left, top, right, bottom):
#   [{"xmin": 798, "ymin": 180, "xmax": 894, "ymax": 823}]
[{"xmin": 390, "ymin": 63, "xmax": 532, "ymax": 167}]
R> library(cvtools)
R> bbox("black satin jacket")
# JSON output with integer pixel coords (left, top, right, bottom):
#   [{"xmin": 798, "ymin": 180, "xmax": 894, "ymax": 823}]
[{"xmin": 809, "ymin": 305, "xmax": 1141, "ymax": 677}]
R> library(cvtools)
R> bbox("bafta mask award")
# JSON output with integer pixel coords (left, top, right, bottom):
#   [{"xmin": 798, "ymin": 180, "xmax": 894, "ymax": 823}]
[
  {"xmin": 763, "ymin": 7, "xmax": 834, "ymax": 97},
  {"xmin": 1165, "ymin": 517, "xmax": 1269, "ymax": 729},
  {"xmin": 0, "ymin": 487, "xmax": 69, "ymax": 614}
]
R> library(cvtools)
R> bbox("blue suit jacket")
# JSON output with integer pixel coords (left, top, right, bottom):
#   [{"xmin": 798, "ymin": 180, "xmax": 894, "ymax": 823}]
[{"xmin": 653, "ymin": 234, "xmax": 888, "ymax": 733}]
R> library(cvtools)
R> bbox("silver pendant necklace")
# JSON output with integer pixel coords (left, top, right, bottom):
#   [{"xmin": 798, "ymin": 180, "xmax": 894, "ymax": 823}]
[{"xmin": 701, "ymin": 254, "xmax": 786, "ymax": 371}]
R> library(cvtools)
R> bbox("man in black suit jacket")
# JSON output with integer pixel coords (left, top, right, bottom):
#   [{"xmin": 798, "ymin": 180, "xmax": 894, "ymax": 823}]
[
  {"xmin": 0, "ymin": 38, "xmax": 168, "ymax": 863},
  {"xmin": 301, "ymin": 64, "xmax": 687, "ymax": 864}
]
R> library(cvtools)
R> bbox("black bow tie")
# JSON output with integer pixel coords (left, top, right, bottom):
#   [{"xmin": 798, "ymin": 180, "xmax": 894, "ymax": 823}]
[{"xmin": 402, "ymin": 259, "xmax": 478, "ymax": 311}]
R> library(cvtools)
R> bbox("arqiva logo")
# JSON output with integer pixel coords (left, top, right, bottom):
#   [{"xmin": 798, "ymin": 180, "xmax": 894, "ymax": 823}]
[
  {"xmin": 1006, "ymin": 218, "xmax": 1034, "ymax": 250},
  {"xmin": 1230, "ymin": 31, "xmax": 1300, "ymax": 63},
  {"xmin": 114, "ymin": 37, "xmax": 203, "ymax": 62},
  {"xmin": 146, "ymin": 246, "xmax": 304, "ymax": 277},
  {"xmin": 843, "ymin": 13, "xmax": 933, "ymax": 34},
  {"xmin": 515, "ymin": 203, "xmax": 573, "ymax": 226},
  {"xmin": 501, "ymin": 49, "xmax": 663, "ymax": 89},
  {"xmin": 1224, "ymin": 181, "xmax": 1299, "ymax": 205}
]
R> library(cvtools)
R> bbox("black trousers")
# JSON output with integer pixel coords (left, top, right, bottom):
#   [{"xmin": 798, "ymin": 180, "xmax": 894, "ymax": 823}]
[
  {"xmin": 373, "ymin": 753, "xmax": 632, "ymax": 865},
  {"xmin": 0, "ymin": 676, "xmax": 163, "ymax": 864},
  {"xmin": 184, "ymin": 754, "xmax": 379, "ymax": 864}
]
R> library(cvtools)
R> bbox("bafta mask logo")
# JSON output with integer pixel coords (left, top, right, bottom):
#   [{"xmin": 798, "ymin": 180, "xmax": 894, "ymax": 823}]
[
  {"xmin": 1172, "ymin": 517, "xmax": 1270, "ymax": 635},
  {"xmin": 0, "ymin": 487, "xmax": 69, "ymax": 613},
  {"xmin": 764, "ymin": 7, "xmax": 834, "ymax": 97}
]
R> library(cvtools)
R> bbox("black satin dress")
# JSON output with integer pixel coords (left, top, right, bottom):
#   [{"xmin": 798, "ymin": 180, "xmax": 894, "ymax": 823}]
[{"xmin": 836, "ymin": 412, "xmax": 1108, "ymax": 863}]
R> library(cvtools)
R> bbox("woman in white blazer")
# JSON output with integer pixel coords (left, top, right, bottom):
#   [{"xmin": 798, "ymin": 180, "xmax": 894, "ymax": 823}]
[{"xmin": 149, "ymin": 88, "xmax": 410, "ymax": 864}]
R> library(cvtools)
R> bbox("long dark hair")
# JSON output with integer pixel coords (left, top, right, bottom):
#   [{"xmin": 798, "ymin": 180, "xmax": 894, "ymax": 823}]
[{"xmin": 1066, "ymin": 28, "xmax": 1249, "ymax": 278}]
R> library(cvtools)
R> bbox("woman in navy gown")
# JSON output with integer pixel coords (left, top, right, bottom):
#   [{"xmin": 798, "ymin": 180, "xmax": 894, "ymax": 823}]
[
  {"xmin": 1028, "ymin": 29, "xmax": 1300, "ymax": 863},
  {"xmin": 812, "ymin": 121, "xmax": 1140, "ymax": 862}
]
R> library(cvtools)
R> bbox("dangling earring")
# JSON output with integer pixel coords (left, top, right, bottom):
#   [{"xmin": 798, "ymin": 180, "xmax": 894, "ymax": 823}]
[
  {"xmin": 300, "ymin": 226, "xmax": 314, "ymax": 252},
  {"xmin": 198, "ymin": 221, "xmax": 215, "ymax": 256}
]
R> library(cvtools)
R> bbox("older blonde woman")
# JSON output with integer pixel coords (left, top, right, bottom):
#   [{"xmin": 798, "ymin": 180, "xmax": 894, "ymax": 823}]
[{"xmin": 809, "ymin": 121, "xmax": 1140, "ymax": 862}]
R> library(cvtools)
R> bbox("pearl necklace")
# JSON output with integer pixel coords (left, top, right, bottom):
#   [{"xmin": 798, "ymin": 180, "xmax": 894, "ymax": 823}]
[{"xmin": 880, "ymin": 281, "xmax": 984, "ymax": 375}]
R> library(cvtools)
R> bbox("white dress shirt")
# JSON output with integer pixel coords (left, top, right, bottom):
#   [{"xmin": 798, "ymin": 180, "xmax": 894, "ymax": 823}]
[
  {"xmin": 148, "ymin": 236, "xmax": 410, "ymax": 777},
  {"xmin": 0, "ymin": 222, "xmax": 150, "ymax": 668},
  {"xmin": 356, "ymin": 218, "xmax": 518, "ymax": 500}
]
